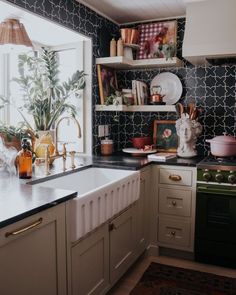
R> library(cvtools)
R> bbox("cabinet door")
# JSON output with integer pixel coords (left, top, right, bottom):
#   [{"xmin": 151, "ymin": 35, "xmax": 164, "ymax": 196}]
[
  {"xmin": 0, "ymin": 204, "xmax": 66, "ymax": 295},
  {"xmin": 70, "ymin": 223, "xmax": 109, "ymax": 295},
  {"xmin": 134, "ymin": 169, "xmax": 150, "ymax": 255},
  {"xmin": 110, "ymin": 206, "xmax": 135, "ymax": 283}
]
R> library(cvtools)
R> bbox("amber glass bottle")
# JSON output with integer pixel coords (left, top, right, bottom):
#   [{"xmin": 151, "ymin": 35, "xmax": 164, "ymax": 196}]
[{"xmin": 17, "ymin": 138, "xmax": 32, "ymax": 179}]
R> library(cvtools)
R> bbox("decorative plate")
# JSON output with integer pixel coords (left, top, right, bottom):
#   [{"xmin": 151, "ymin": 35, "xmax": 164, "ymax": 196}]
[
  {"xmin": 122, "ymin": 148, "xmax": 157, "ymax": 156},
  {"xmin": 150, "ymin": 72, "xmax": 182, "ymax": 105}
]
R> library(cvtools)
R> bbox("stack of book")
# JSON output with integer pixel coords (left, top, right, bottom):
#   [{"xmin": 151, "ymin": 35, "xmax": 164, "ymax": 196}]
[
  {"xmin": 131, "ymin": 80, "xmax": 149, "ymax": 105},
  {"xmin": 147, "ymin": 152, "xmax": 177, "ymax": 161}
]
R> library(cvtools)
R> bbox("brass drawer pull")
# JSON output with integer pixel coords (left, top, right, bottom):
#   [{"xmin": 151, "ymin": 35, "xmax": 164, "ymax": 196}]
[
  {"xmin": 170, "ymin": 231, "xmax": 176, "ymax": 236},
  {"xmin": 5, "ymin": 218, "xmax": 43, "ymax": 238},
  {"xmin": 169, "ymin": 174, "xmax": 182, "ymax": 181}
]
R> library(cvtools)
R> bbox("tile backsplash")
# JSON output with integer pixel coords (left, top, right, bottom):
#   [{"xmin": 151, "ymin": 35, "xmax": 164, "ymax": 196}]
[
  {"xmin": 3, "ymin": 3, "xmax": 236, "ymax": 156},
  {"xmin": 109, "ymin": 19, "xmax": 236, "ymax": 156}
]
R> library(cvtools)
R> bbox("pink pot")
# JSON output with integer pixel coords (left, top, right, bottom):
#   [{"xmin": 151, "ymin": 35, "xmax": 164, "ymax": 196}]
[{"xmin": 206, "ymin": 135, "xmax": 236, "ymax": 157}]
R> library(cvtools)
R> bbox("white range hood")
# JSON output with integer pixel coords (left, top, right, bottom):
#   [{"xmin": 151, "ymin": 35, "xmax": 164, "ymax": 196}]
[{"xmin": 183, "ymin": 0, "xmax": 236, "ymax": 65}]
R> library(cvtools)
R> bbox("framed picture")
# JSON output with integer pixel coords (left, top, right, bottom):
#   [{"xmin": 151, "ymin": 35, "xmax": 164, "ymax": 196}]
[
  {"xmin": 153, "ymin": 120, "xmax": 178, "ymax": 152},
  {"xmin": 138, "ymin": 20, "xmax": 177, "ymax": 60},
  {"xmin": 97, "ymin": 65, "xmax": 118, "ymax": 104}
]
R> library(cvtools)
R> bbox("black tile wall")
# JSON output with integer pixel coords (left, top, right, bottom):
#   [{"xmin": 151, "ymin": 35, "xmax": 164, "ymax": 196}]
[
  {"xmin": 3, "ymin": 3, "xmax": 236, "ymax": 156},
  {"xmin": 115, "ymin": 19, "xmax": 236, "ymax": 156}
]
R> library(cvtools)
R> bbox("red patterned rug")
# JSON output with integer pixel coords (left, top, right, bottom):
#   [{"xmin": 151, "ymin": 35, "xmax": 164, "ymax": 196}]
[{"xmin": 130, "ymin": 262, "xmax": 236, "ymax": 295}]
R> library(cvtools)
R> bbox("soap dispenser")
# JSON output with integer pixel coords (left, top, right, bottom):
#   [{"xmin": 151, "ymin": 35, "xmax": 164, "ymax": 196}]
[{"xmin": 17, "ymin": 138, "xmax": 32, "ymax": 179}]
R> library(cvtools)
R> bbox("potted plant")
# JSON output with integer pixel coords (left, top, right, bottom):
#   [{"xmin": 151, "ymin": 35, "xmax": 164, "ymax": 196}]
[
  {"xmin": 0, "ymin": 123, "xmax": 32, "ymax": 151},
  {"xmin": 13, "ymin": 48, "xmax": 86, "ymax": 132},
  {"xmin": 0, "ymin": 48, "xmax": 86, "ymax": 156}
]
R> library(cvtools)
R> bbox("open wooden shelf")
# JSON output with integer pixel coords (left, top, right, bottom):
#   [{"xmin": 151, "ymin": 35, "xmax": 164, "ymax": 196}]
[
  {"xmin": 96, "ymin": 56, "xmax": 182, "ymax": 69},
  {"xmin": 95, "ymin": 104, "xmax": 176, "ymax": 112}
]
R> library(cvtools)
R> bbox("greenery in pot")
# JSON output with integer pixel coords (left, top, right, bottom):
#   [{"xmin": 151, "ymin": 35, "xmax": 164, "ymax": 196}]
[
  {"xmin": 0, "ymin": 123, "xmax": 32, "ymax": 150},
  {"xmin": 1, "ymin": 48, "xmax": 86, "ymax": 131}
]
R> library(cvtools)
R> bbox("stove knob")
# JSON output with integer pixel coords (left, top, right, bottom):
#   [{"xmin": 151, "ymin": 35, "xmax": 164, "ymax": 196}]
[
  {"xmin": 215, "ymin": 173, "xmax": 224, "ymax": 182},
  {"xmin": 203, "ymin": 172, "xmax": 211, "ymax": 181},
  {"xmin": 228, "ymin": 174, "xmax": 236, "ymax": 184}
]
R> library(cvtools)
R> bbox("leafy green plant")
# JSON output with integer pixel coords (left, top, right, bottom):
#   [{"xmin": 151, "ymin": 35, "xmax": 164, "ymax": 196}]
[
  {"xmin": 1, "ymin": 48, "xmax": 86, "ymax": 131},
  {"xmin": 0, "ymin": 123, "xmax": 30, "ymax": 142}
]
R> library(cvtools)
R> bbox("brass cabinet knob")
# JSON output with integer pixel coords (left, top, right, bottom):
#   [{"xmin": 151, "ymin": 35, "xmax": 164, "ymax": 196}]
[
  {"xmin": 171, "ymin": 200, "xmax": 177, "ymax": 206},
  {"xmin": 170, "ymin": 231, "xmax": 176, "ymax": 236},
  {"xmin": 169, "ymin": 174, "xmax": 182, "ymax": 181}
]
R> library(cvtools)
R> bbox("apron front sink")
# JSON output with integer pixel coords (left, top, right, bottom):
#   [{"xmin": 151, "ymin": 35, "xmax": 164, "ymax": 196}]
[{"xmin": 35, "ymin": 167, "xmax": 140, "ymax": 241}]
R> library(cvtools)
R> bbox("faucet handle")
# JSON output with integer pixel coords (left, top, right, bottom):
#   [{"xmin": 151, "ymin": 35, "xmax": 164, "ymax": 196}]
[
  {"xmin": 45, "ymin": 145, "xmax": 51, "ymax": 176},
  {"xmin": 62, "ymin": 143, "xmax": 67, "ymax": 156},
  {"xmin": 69, "ymin": 151, "xmax": 76, "ymax": 169}
]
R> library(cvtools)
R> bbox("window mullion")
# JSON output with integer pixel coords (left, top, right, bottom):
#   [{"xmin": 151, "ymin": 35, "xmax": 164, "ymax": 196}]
[{"xmin": 4, "ymin": 54, "xmax": 10, "ymax": 124}]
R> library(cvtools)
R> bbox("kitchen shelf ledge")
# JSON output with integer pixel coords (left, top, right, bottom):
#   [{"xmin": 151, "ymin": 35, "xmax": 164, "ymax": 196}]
[
  {"xmin": 95, "ymin": 104, "xmax": 176, "ymax": 112},
  {"xmin": 96, "ymin": 56, "xmax": 183, "ymax": 69}
]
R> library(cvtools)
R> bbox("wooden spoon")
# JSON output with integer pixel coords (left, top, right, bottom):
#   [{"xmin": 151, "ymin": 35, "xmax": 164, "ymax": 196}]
[
  {"xmin": 175, "ymin": 103, "xmax": 184, "ymax": 117},
  {"xmin": 188, "ymin": 102, "xmax": 195, "ymax": 118}
]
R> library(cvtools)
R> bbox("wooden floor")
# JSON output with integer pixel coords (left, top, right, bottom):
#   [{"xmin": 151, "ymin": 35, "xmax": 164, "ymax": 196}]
[{"xmin": 108, "ymin": 255, "xmax": 236, "ymax": 295}]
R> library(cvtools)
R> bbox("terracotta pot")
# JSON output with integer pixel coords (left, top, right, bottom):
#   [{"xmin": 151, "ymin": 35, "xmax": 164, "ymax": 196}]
[
  {"xmin": 131, "ymin": 137, "xmax": 152, "ymax": 149},
  {"xmin": 206, "ymin": 134, "xmax": 236, "ymax": 157},
  {"xmin": 0, "ymin": 133, "xmax": 21, "ymax": 151}
]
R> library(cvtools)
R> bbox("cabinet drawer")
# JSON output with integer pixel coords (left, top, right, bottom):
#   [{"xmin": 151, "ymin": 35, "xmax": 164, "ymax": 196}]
[
  {"xmin": 159, "ymin": 168, "xmax": 192, "ymax": 186},
  {"xmin": 158, "ymin": 217, "xmax": 191, "ymax": 247},
  {"xmin": 159, "ymin": 188, "xmax": 192, "ymax": 217}
]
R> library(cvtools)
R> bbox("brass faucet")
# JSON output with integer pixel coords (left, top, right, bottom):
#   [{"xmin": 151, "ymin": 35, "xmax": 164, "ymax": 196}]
[
  {"xmin": 54, "ymin": 116, "xmax": 81, "ymax": 155},
  {"xmin": 44, "ymin": 116, "xmax": 81, "ymax": 174}
]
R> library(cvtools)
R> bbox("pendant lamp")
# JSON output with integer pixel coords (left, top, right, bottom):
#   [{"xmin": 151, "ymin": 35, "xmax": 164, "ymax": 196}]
[{"xmin": 0, "ymin": 18, "xmax": 33, "ymax": 52}]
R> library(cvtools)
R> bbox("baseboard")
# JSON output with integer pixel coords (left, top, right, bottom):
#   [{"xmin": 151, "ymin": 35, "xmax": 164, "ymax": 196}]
[{"xmin": 159, "ymin": 246, "xmax": 194, "ymax": 261}]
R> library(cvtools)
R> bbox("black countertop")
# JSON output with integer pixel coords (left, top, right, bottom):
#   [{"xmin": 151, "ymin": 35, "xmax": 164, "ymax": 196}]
[
  {"xmin": 0, "ymin": 153, "xmax": 203, "ymax": 229},
  {"xmin": 92, "ymin": 153, "xmax": 204, "ymax": 170}
]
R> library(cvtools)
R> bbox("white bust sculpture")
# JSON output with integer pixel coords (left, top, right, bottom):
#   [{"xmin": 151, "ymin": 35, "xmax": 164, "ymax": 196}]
[{"xmin": 175, "ymin": 114, "xmax": 202, "ymax": 158}]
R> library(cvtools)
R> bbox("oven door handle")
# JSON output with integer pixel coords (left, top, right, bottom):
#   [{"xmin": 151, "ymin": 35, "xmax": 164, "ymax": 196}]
[{"xmin": 197, "ymin": 186, "xmax": 236, "ymax": 196}]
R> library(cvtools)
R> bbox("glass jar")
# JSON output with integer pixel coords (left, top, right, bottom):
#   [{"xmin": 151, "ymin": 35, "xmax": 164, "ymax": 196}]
[{"xmin": 101, "ymin": 139, "xmax": 113, "ymax": 156}]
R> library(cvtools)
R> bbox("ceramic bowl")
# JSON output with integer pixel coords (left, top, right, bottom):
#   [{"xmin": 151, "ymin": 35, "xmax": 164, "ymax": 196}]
[{"xmin": 131, "ymin": 137, "xmax": 152, "ymax": 149}]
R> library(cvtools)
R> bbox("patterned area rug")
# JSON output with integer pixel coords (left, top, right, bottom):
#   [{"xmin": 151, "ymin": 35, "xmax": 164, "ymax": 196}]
[{"xmin": 130, "ymin": 262, "xmax": 236, "ymax": 295}]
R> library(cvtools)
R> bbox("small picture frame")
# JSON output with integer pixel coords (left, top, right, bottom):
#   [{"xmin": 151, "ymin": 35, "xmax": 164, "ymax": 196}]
[
  {"xmin": 153, "ymin": 120, "xmax": 178, "ymax": 152},
  {"xmin": 97, "ymin": 65, "xmax": 118, "ymax": 105}
]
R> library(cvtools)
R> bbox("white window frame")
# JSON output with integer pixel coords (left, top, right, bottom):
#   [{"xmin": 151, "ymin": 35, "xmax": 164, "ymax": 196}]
[
  {"xmin": 53, "ymin": 38, "xmax": 92, "ymax": 156},
  {"xmin": 51, "ymin": 41, "xmax": 85, "ymax": 153},
  {"xmin": 0, "ymin": 53, "xmax": 10, "ymax": 123},
  {"xmin": 0, "ymin": 39, "xmax": 92, "ymax": 155}
]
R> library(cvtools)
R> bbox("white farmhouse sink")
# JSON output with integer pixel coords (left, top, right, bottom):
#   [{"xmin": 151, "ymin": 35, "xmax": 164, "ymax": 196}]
[{"xmin": 36, "ymin": 167, "xmax": 140, "ymax": 241}]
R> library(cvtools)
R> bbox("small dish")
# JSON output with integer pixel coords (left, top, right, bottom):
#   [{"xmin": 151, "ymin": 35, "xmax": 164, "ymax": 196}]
[{"xmin": 122, "ymin": 148, "xmax": 157, "ymax": 157}]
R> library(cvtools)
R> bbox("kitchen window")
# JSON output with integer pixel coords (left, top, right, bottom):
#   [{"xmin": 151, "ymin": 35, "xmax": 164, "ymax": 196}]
[
  {"xmin": 0, "ymin": 0, "xmax": 92, "ymax": 155},
  {"xmin": 0, "ymin": 40, "xmax": 91, "ymax": 154}
]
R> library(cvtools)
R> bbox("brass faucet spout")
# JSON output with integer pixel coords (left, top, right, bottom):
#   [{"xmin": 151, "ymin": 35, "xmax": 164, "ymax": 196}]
[{"xmin": 54, "ymin": 116, "xmax": 81, "ymax": 155}]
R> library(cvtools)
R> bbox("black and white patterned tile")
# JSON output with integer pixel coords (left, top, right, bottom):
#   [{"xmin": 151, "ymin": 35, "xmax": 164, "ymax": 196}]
[
  {"xmin": 116, "ymin": 19, "xmax": 236, "ymax": 156},
  {"xmin": 3, "ymin": 3, "xmax": 236, "ymax": 156}
]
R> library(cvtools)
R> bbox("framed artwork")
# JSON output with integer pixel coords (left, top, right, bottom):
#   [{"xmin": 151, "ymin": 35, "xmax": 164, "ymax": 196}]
[
  {"xmin": 138, "ymin": 20, "xmax": 177, "ymax": 60},
  {"xmin": 97, "ymin": 65, "xmax": 118, "ymax": 104},
  {"xmin": 153, "ymin": 120, "xmax": 178, "ymax": 152}
]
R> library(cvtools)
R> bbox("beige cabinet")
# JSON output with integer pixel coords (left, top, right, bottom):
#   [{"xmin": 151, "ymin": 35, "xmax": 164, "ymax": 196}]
[
  {"xmin": 109, "ymin": 205, "xmax": 136, "ymax": 283},
  {"xmin": 155, "ymin": 165, "xmax": 196, "ymax": 252},
  {"xmin": 67, "ymin": 167, "xmax": 153, "ymax": 294},
  {"xmin": 68, "ymin": 205, "xmax": 136, "ymax": 295},
  {"xmin": 134, "ymin": 167, "xmax": 151, "ymax": 256},
  {"xmin": 70, "ymin": 223, "xmax": 109, "ymax": 295},
  {"xmin": 0, "ymin": 204, "xmax": 67, "ymax": 295}
]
